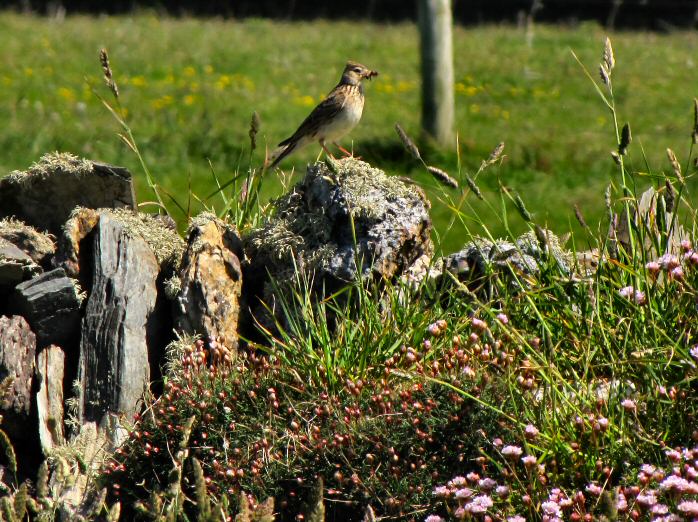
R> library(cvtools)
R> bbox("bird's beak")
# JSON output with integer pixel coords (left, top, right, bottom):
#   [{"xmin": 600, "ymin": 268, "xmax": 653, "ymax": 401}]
[{"xmin": 365, "ymin": 70, "xmax": 378, "ymax": 80}]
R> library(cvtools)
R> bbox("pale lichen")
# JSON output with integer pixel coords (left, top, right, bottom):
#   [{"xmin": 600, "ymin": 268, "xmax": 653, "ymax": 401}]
[{"xmin": 6, "ymin": 152, "xmax": 94, "ymax": 183}]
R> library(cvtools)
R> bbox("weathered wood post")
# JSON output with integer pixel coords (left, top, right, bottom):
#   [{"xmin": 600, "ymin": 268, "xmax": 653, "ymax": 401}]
[{"xmin": 418, "ymin": 0, "xmax": 455, "ymax": 147}]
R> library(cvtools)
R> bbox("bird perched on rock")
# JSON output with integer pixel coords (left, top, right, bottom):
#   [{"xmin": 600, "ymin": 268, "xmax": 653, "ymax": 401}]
[{"xmin": 266, "ymin": 61, "xmax": 378, "ymax": 170}]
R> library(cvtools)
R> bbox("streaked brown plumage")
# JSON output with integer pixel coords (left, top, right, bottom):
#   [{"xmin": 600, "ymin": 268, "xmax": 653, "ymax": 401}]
[{"xmin": 267, "ymin": 61, "xmax": 378, "ymax": 170}]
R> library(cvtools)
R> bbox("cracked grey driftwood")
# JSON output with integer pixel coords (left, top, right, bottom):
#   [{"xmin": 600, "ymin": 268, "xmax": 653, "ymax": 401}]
[
  {"xmin": 0, "ymin": 315, "xmax": 36, "ymax": 440},
  {"xmin": 78, "ymin": 213, "xmax": 159, "ymax": 429},
  {"xmin": 14, "ymin": 268, "xmax": 80, "ymax": 349}
]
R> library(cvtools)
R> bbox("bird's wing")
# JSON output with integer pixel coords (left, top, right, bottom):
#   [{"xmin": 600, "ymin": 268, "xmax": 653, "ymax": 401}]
[{"xmin": 278, "ymin": 85, "xmax": 348, "ymax": 146}]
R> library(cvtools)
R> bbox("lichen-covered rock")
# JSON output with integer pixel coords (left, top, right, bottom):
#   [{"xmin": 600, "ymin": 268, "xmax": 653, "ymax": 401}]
[
  {"xmin": 14, "ymin": 268, "xmax": 81, "ymax": 349},
  {"xmin": 0, "ymin": 315, "xmax": 36, "ymax": 440},
  {"xmin": 420, "ymin": 228, "xmax": 575, "ymax": 298},
  {"xmin": 175, "ymin": 213, "xmax": 243, "ymax": 351},
  {"xmin": 0, "ymin": 218, "xmax": 55, "ymax": 267},
  {"xmin": 243, "ymin": 158, "xmax": 432, "ymax": 330},
  {"xmin": 0, "ymin": 152, "xmax": 136, "ymax": 235}
]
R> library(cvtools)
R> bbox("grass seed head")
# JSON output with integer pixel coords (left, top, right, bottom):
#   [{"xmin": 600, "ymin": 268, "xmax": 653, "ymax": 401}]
[
  {"xmin": 665, "ymin": 179, "xmax": 676, "ymax": 213},
  {"xmin": 666, "ymin": 148, "xmax": 684, "ymax": 184},
  {"xmin": 249, "ymin": 111, "xmax": 260, "ymax": 151},
  {"xmin": 487, "ymin": 142, "xmax": 505, "ymax": 165},
  {"xmin": 619, "ymin": 123, "xmax": 631, "ymax": 155},
  {"xmin": 513, "ymin": 193, "xmax": 533, "ymax": 222},
  {"xmin": 395, "ymin": 123, "xmax": 422, "ymax": 161},
  {"xmin": 574, "ymin": 204, "xmax": 588, "ymax": 229},
  {"xmin": 603, "ymin": 37, "xmax": 615, "ymax": 73},
  {"xmin": 427, "ymin": 166, "xmax": 458, "ymax": 188},
  {"xmin": 599, "ymin": 64, "xmax": 610, "ymax": 86},
  {"xmin": 466, "ymin": 175, "xmax": 484, "ymax": 200},
  {"xmin": 99, "ymin": 48, "xmax": 119, "ymax": 99}
]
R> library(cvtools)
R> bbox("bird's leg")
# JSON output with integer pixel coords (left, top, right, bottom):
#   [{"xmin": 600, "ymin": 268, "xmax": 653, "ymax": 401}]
[
  {"xmin": 320, "ymin": 140, "xmax": 336, "ymax": 159},
  {"xmin": 334, "ymin": 142, "xmax": 360, "ymax": 159}
]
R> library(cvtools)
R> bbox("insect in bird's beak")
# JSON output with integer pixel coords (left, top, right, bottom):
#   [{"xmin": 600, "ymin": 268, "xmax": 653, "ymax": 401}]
[{"xmin": 365, "ymin": 70, "xmax": 379, "ymax": 80}]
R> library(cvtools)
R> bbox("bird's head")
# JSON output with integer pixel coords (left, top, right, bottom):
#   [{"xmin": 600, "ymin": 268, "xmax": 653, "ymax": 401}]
[{"xmin": 341, "ymin": 61, "xmax": 378, "ymax": 86}]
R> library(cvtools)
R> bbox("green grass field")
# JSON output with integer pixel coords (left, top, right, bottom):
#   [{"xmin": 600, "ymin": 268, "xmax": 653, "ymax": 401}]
[{"xmin": 1, "ymin": 12, "xmax": 697, "ymax": 252}]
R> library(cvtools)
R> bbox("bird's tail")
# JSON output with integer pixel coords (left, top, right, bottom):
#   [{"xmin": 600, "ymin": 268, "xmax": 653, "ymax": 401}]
[{"xmin": 265, "ymin": 140, "xmax": 299, "ymax": 171}]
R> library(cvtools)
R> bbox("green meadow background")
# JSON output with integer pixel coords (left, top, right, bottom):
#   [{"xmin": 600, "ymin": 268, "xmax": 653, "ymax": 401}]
[{"xmin": 1, "ymin": 12, "xmax": 697, "ymax": 253}]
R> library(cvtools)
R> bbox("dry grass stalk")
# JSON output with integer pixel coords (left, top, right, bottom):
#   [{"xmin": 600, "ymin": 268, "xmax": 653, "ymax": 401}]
[
  {"xmin": 99, "ymin": 48, "xmax": 119, "ymax": 99},
  {"xmin": 394, "ymin": 123, "xmax": 422, "ymax": 161},
  {"xmin": 693, "ymin": 98, "xmax": 698, "ymax": 144},
  {"xmin": 427, "ymin": 166, "xmax": 458, "ymax": 189}
]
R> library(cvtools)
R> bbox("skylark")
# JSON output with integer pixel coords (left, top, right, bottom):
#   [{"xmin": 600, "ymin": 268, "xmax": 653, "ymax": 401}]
[{"xmin": 267, "ymin": 61, "xmax": 378, "ymax": 170}]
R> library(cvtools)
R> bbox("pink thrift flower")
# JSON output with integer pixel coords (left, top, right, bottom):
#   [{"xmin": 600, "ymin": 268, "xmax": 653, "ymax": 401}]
[
  {"xmin": 471, "ymin": 318, "xmax": 487, "ymax": 331},
  {"xmin": 478, "ymin": 478, "xmax": 497, "ymax": 491},
  {"xmin": 501, "ymin": 445, "xmax": 523, "ymax": 458},
  {"xmin": 677, "ymin": 500, "xmax": 698, "ymax": 516},
  {"xmin": 636, "ymin": 491, "xmax": 658, "ymax": 506},
  {"xmin": 690, "ymin": 345, "xmax": 698, "ymax": 362},
  {"xmin": 541, "ymin": 501, "xmax": 562, "ymax": 517},
  {"xmin": 424, "ymin": 516, "xmax": 445, "ymax": 522},
  {"xmin": 432, "ymin": 486, "xmax": 450, "ymax": 498},
  {"xmin": 670, "ymin": 265, "xmax": 684, "ymax": 280},
  {"xmin": 646, "ymin": 260, "xmax": 661, "ymax": 275},
  {"xmin": 522, "ymin": 455, "xmax": 537, "ymax": 468},
  {"xmin": 524, "ymin": 424, "xmax": 540, "ymax": 440},
  {"xmin": 455, "ymin": 487, "xmax": 475, "ymax": 499},
  {"xmin": 621, "ymin": 398, "xmax": 636, "ymax": 411},
  {"xmin": 465, "ymin": 495, "xmax": 493, "ymax": 514},
  {"xmin": 585, "ymin": 483, "xmax": 603, "ymax": 496},
  {"xmin": 496, "ymin": 313, "xmax": 509, "ymax": 324},
  {"xmin": 495, "ymin": 485, "xmax": 510, "ymax": 498},
  {"xmin": 448, "ymin": 476, "xmax": 467, "ymax": 487}
]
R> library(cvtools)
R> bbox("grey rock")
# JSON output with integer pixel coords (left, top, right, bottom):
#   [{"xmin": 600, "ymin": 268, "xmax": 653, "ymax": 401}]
[
  {"xmin": 418, "ymin": 229, "xmax": 575, "ymax": 298},
  {"xmin": 14, "ymin": 268, "xmax": 80, "ymax": 349},
  {"xmin": 0, "ymin": 315, "xmax": 36, "ymax": 440},
  {"xmin": 78, "ymin": 213, "xmax": 160, "ymax": 428},
  {"xmin": 0, "ymin": 218, "xmax": 56, "ymax": 267},
  {"xmin": 0, "ymin": 152, "xmax": 135, "ymax": 235},
  {"xmin": 0, "ymin": 240, "xmax": 40, "ymax": 288}
]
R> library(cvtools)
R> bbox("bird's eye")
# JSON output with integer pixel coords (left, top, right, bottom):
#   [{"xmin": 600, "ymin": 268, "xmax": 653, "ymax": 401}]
[{"xmin": 353, "ymin": 67, "xmax": 362, "ymax": 73}]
